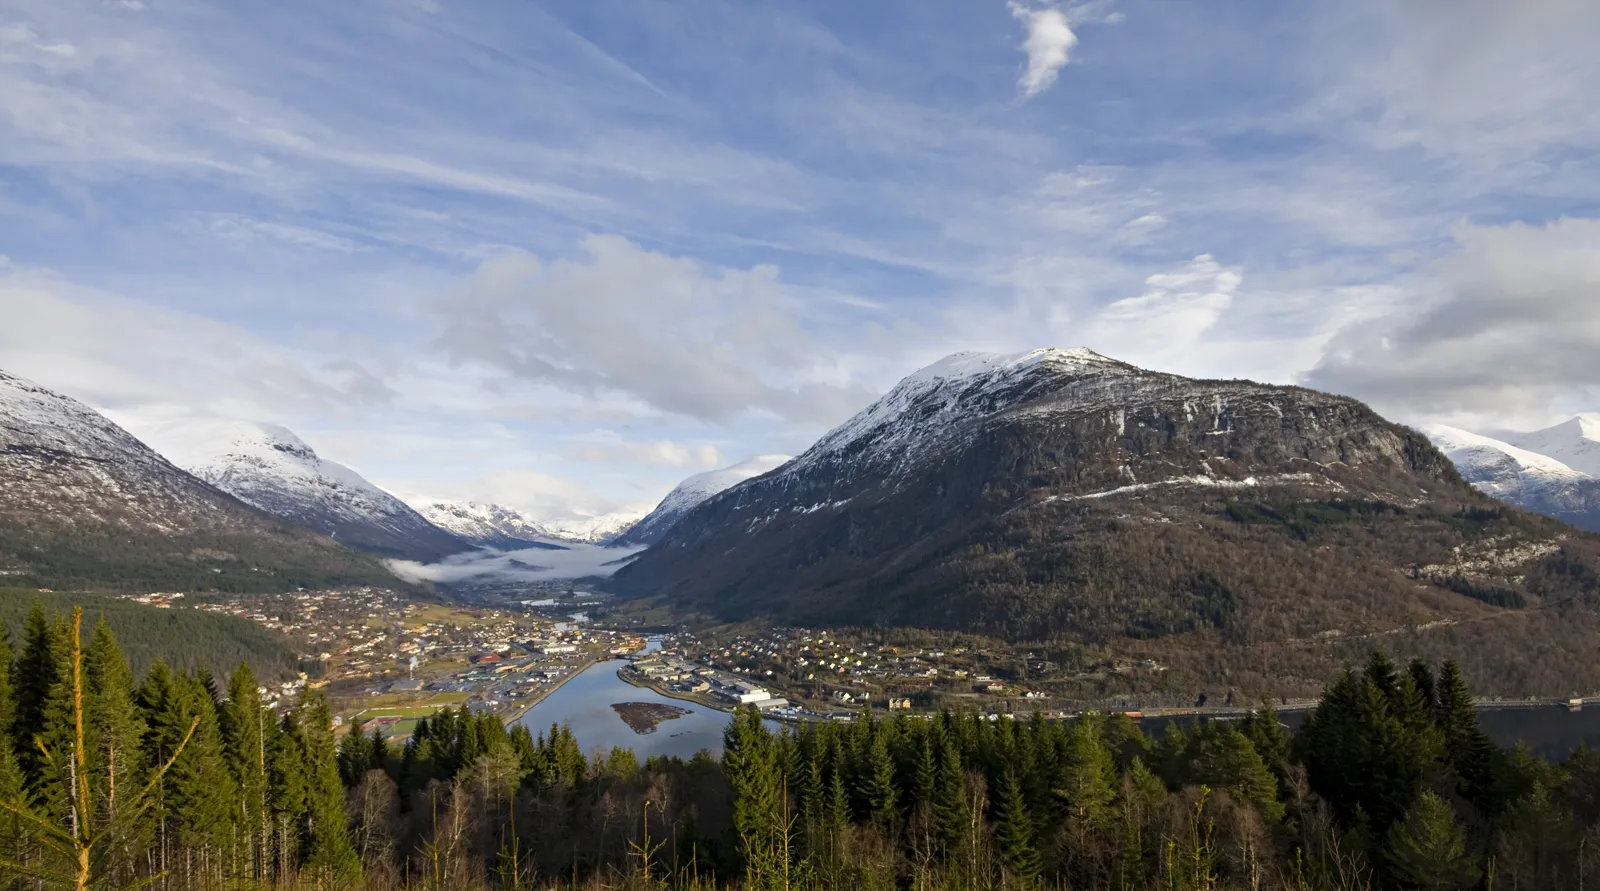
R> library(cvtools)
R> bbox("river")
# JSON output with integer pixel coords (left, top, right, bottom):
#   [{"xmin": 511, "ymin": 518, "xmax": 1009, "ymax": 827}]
[
  {"xmin": 516, "ymin": 640, "xmax": 777, "ymax": 760},
  {"xmin": 520, "ymin": 645, "xmax": 1600, "ymax": 762}
]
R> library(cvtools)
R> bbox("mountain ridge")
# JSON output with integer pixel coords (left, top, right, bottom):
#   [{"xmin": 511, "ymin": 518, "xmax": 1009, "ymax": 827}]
[
  {"xmin": 611, "ymin": 348, "xmax": 1600, "ymax": 691},
  {"xmin": 0, "ymin": 369, "xmax": 403, "ymax": 592},
  {"xmin": 614, "ymin": 454, "xmax": 792, "ymax": 547},
  {"xmin": 149, "ymin": 421, "xmax": 472, "ymax": 562}
]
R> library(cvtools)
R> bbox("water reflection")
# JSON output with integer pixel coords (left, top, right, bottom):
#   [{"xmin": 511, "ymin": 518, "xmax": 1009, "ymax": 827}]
[{"xmin": 517, "ymin": 652, "xmax": 774, "ymax": 760}]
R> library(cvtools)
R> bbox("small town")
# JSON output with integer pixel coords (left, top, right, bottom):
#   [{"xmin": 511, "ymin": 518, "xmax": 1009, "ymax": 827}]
[{"xmin": 125, "ymin": 586, "xmax": 648, "ymax": 736}]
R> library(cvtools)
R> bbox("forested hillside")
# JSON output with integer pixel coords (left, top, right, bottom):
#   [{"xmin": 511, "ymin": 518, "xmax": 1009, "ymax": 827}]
[
  {"xmin": 0, "ymin": 589, "xmax": 305, "ymax": 680},
  {"xmin": 6, "ymin": 599, "xmax": 1600, "ymax": 889}
]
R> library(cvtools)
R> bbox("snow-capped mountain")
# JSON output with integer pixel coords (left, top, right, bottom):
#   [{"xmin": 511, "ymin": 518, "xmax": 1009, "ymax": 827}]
[
  {"xmin": 1426, "ymin": 421, "xmax": 1600, "ymax": 532},
  {"xmin": 614, "ymin": 454, "xmax": 792, "ymax": 547},
  {"xmin": 1499, "ymin": 414, "xmax": 1600, "ymax": 479},
  {"xmin": 412, "ymin": 500, "xmax": 643, "ymax": 546},
  {"xmin": 0, "ymin": 369, "xmax": 396, "ymax": 589},
  {"xmin": 613, "ymin": 347, "xmax": 1566, "ymax": 647},
  {"xmin": 412, "ymin": 501, "xmax": 570, "ymax": 550},
  {"xmin": 150, "ymin": 421, "xmax": 471, "ymax": 562},
  {"xmin": 537, "ymin": 510, "xmax": 644, "ymax": 544}
]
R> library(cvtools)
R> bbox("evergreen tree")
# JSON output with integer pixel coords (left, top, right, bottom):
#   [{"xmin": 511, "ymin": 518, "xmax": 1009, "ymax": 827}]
[
  {"xmin": 296, "ymin": 689, "xmax": 359, "ymax": 879},
  {"xmin": 1385, "ymin": 790, "xmax": 1478, "ymax": 890},
  {"xmin": 858, "ymin": 729, "xmax": 899, "ymax": 827},
  {"xmin": 12, "ymin": 600, "xmax": 62, "ymax": 790},
  {"xmin": 266, "ymin": 713, "xmax": 309, "ymax": 873},
  {"xmin": 724, "ymin": 707, "xmax": 785, "ymax": 882},
  {"xmin": 912, "ymin": 732, "xmax": 938, "ymax": 814},
  {"xmin": 1435, "ymin": 660, "xmax": 1499, "ymax": 816},
  {"xmin": 1056, "ymin": 714, "xmax": 1117, "ymax": 827},
  {"xmin": 219, "ymin": 661, "xmax": 270, "ymax": 876},
  {"xmin": 83, "ymin": 618, "xmax": 147, "ymax": 834},
  {"xmin": 994, "ymin": 765, "xmax": 1041, "ymax": 883},
  {"xmin": 934, "ymin": 736, "xmax": 970, "ymax": 855}
]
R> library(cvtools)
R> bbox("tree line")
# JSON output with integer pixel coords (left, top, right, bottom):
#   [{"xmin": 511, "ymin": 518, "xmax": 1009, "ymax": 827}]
[{"xmin": 5, "ymin": 600, "xmax": 1600, "ymax": 889}]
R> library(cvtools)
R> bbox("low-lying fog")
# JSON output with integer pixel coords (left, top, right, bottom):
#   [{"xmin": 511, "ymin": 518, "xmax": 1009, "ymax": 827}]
[{"xmin": 385, "ymin": 543, "xmax": 645, "ymax": 584}]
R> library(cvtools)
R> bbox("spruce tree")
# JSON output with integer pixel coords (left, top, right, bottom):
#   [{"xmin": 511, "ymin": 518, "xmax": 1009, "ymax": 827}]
[
  {"xmin": 859, "ymin": 729, "xmax": 899, "ymax": 828},
  {"xmin": 219, "ymin": 661, "xmax": 270, "ymax": 876},
  {"xmin": 723, "ymin": 706, "xmax": 784, "ymax": 880},
  {"xmin": 83, "ymin": 619, "xmax": 146, "ymax": 832},
  {"xmin": 1056, "ymin": 714, "xmax": 1117, "ymax": 827},
  {"xmin": 1385, "ymin": 790, "xmax": 1478, "ymax": 890},
  {"xmin": 1435, "ymin": 660, "xmax": 1498, "ymax": 815},
  {"xmin": 934, "ymin": 737, "xmax": 970, "ymax": 855},
  {"xmin": 296, "ymin": 689, "xmax": 359, "ymax": 879},
  {"xmin": 12, "ymin": 601, "xmax": 61, "ymax": 790},
  {"xmin": 994, "ymin": 766, "xmax": 1041, "ymax": 883}
]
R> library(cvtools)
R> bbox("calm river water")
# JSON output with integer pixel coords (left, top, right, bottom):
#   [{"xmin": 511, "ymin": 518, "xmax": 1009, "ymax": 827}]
[{"xmin": 520, "ymin": 642, "xmax": 1600, "ymax": 762}]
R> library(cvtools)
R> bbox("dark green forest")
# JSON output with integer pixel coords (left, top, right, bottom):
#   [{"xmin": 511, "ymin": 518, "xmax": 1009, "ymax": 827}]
[
  {"xmin": 6, "ymin": 602, "xmax": 1600, "ymax": 889},
  {"xmin": 0, "ymin": 591, "xmax": 305, "ymax": 680}
]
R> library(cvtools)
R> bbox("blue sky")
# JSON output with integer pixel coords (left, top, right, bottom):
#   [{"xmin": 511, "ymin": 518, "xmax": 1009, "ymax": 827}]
[{"xmin": 2, "ymin": 0, "xmax": 1599, "ymax": 522}]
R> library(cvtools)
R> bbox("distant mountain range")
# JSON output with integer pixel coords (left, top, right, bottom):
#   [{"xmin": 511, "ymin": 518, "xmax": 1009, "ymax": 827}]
[
  {"xmin": 1425, "ymin": 418, "xmax": 1600, "ymax": 532},
  {"xmin": 411, "ymin": 500, "xmax": 643, "ymax": 547},
  {"xmin": 614, "ymin": 454, "xmax": 791, "ymax": 547},
  {"xmin": 0, "ymin": 370, "xmax": 400, "ymax": 591},
  {"xmin": 611, "ymin": 348, "xmax": 1600, "ymax": 693}
]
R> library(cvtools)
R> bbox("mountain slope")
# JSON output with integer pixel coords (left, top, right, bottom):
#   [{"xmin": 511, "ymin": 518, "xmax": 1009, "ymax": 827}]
[
  {"xmin": 0, "ymin": 370, "xmax": 401, "ymax": 592},
  {"xmin": 157, "ymin": 422, "xmax": 469, "ymax": 562},
  {"xmin": 615, "ymin": 454, "xmax": 792, "ymax": 547},
  {"xmin": 612, "ymin": 349, "xmax": 1600, "ymax": 691},
  {"xmin": 413, "ymin": 501, "xmax": 570, "ymax": 551},
  {"xmin": 1501, "ymin": 414, "xmax": 1600, "ymax": 478},
  {"xmin": 1425, "ymin": 424, "xmax": 1600, "ymax": 532}
]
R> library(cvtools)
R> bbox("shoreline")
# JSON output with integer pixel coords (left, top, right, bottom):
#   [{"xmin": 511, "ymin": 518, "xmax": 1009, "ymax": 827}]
[{"xmin": 502, "ymin": 654, "xmax": 601, "ymax": 726}]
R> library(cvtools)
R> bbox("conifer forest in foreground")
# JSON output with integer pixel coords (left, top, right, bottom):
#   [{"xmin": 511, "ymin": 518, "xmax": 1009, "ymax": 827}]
[{"xmin": 4, "ymin": 601, "xmax": 1600, "ymax": 890}]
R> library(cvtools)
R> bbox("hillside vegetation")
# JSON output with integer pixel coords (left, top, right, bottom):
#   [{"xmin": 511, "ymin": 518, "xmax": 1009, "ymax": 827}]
[{"xmin": 0, "ymin": 589, "xmax": 305, "ymax": 680}]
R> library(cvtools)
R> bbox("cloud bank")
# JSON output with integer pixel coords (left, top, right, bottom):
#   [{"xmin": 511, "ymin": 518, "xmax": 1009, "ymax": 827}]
[{"xmin": 386, "ymin": 543, "xmax": 645, "ymax": 585}]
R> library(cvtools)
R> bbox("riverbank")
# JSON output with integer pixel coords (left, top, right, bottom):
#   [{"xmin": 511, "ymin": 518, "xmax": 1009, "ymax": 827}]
[
  {"xmin": 504, "ymin": 655, "xmax": 599, "ymax": 726},
  {"xmin": 617, "ymin": 668, "xmax": 737, "ymax": 713}
]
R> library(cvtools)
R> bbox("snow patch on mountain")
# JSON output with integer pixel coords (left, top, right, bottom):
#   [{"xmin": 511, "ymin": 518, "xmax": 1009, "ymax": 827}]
[
  {"xmin": 144, "ymin": 420, "xmax": 469, "ymax": 561},
  {"xmin": 411, "ymin": 499, "xmax": 643, "ymax": 546},
  {"xmin": 1500, "ymin": 414, "xmax": 1600, "ymax": 479},
  {"xmin": 616, "ymin": 454, "xmax": 792, "ymax": 546},
  {"xmin": 1425, "ymin": 422, "xmax": 1600, "ymax": 531}
]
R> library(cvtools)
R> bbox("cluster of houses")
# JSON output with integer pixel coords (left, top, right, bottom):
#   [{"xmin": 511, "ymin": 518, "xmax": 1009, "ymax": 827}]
[{"xmin": 628, "ymin": 655, "xmax": 791, "ymax": 711}]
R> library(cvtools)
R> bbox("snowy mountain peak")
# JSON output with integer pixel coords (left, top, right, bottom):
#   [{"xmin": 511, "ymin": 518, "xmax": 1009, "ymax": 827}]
[
  {"xmin": 412, "ymin": 499, "xmax": 643, "ymax": 546},
  {"xmin": 139, "ymin": 419, "xmax": 469, "ymax": 562},
  {"xmin": 1425, "ymin": 422, "xmax": 1600, "ymax": 532},
  {"xmin": 787, "ymin": 347, "xmax": 1142, "ymax": 478},
  {"xmin": 1500, "ymin": 413, "xmax": 1600, "ymax": 479},
  {"xmin": 616, "ymin": 454, "xmax": 793, "ymax": 547}
]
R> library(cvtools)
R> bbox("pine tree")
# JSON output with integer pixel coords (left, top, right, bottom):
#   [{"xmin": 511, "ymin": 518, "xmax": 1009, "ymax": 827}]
[
  {"xmin": 82, "ymin": 618, "xmax": 147, "ymax": 856},
  {"xmin": 219, "ymin": 661, "xmax": 270, "ymax": 878},
  {"xmin": 858, "ymin": 729, "xmax": 899, "ymax": 828},
  {"xmin": 1385, "ymin": 790, "xmax": 1478, "ymax": 890},
  {"xmin": 296, "ymin": 689, "xmax": 359, "ymax": 879},
  {"xmin": 266, "ymin": 713, "xmax": 309, "ymax": 875},
  {"xmin": 1435, "ymin": 660, "xmax": 1499, "ymax": 816},
  {"xmin": 12, "ymin": 601, "xmax": 62, "ymax": 791},
  {"xmin": 994, "ymin": 765, "xmax": 1041, "ymax": 883},
  {"xmin": 912, "ymin": 732, "xmax": 938, "ymax": 814},
  {"xmin": 1056, "ymin": 714, "xmax": 1117, "ymax": 827},
  {"xmin": 934, "ymin": 736, "xmax": 970, "ymax": 856},
  {"xmin": 723, "ymin": 706, "xmax": 784, "ymax": 881}
]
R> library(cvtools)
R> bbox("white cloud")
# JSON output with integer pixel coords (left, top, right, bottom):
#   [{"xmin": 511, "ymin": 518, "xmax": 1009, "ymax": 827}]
[
  {"xmin": 572, "ymin": 440, "xmax": 722, "ymax": 469},
  {"xmin": 434, "ymin": 236, "xmax": 876, "ymax": 424},
  {"xmin": 1009, "ymin": 3, "xmax": 1078, "ymax": 97},
  {"xmin": 1306, "ymin": 217, "xmax": 1600, "ymax": 428}
]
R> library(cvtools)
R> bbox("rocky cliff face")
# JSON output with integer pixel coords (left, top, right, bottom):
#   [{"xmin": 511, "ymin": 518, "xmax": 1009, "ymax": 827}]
[
  {"xmin": 0, "ymin": 370, "xmax": 400, "ymax": 591},
  {"xmin": 612, "ymin": 350, "xmax": 1591, "ymax": 656}
]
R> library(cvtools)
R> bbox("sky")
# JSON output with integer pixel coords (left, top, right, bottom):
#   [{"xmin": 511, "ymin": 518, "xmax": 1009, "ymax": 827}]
[{"xmin": 2, "ymin": 0, "xmax": 1599, "ymax": 524}]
